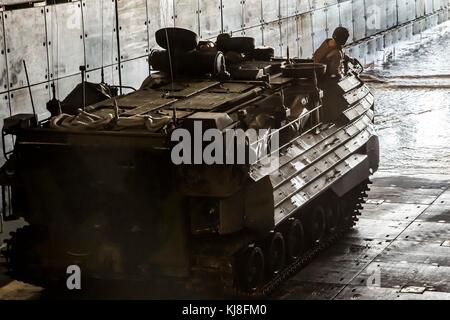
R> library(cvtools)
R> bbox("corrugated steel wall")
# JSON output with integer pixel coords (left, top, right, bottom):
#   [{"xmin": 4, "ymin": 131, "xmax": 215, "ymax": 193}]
[{"xmin": 0, "ymin": 0, "xmax": 449, "ymax": 156}]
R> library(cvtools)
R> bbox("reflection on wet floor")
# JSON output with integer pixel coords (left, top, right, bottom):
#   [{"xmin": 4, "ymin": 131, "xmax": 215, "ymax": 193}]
[
  {"xmin": 374, "ymin": 88, "xmax": 450, "ymax": 173},
  {"xmin": 371, "ymin": 22, "xmax": 450, "ymax": 175},
  {"xmin": 277, "ymin": 24, "xmax": 450, "ymax": 300}
]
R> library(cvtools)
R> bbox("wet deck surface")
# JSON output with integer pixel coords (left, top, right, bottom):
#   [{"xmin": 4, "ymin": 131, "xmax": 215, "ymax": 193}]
[
  {"xmin": 276, "ymin": 23, "xmax": 450, "ymax": 300},
  {"xmin": 275, "ymin": 173, "xmax": 450, "ymax": 300},
  {"xmin": 1, "ymin": 24, "xmax": 450, "ymax": 300}
]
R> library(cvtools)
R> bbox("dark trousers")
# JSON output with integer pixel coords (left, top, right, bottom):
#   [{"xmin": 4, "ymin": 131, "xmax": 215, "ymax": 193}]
[{"xmin": 319, "ymin": 77, "xmax": 348, "ymax": 125}]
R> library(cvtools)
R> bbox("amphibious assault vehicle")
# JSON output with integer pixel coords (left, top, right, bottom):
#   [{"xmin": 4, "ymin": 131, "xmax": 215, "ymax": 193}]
[{"xmin": 0, "ymin": 28, "xmax": 379, "ymax": 297}]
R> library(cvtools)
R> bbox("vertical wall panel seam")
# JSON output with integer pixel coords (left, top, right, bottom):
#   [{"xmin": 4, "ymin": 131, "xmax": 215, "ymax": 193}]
[
  {"xmin": 1, "ymin": 12, "xmax": 11, "ymax": 117},
  {"xmin": 80, "ymin": 0, "xmax": 87, "ymax": 69},
  {"xmin": 42, "ymin": 5, "xmax": 51, "ymax": 101},
  {"xmin": 351, "ymin": 0, "xmax": 356, "ymax": 41},
  {"xmin": 309, "ymin": 11, "xmax": 315, "ymax": 52},
  {"xmin": 220, "ymin": 0, "xmax": 224, "ymax": 33},
  {"xmin": 114, "ymin": 0, "xmax": 122, "ymax": 93},
  {"xmin": 415, "ymin": 0, "xmax": 418, "ymax": 18},
  {"xmin": 173, "ymin": 0, "xmax": 176, "ymax": 26},
  {"xmin": 278, "ymin": 15, "xmax": 281, "ymax": 54},
  {"xmin": 145, "ymin": 0, "xmax": 151, "ymax": 72},
  {"xmin": 197, "ymin": 0, "xmax": 201, "ymax": 38},
  {"xmin": 260, "ymin": 0, "xmax": 263, "ymax": 27},
  {"xmin": 362, "ymin": 0, "xmax": 366, "ymax": 39}
]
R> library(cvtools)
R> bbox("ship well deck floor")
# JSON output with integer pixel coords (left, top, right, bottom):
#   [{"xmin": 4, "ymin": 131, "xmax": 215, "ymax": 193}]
[{"xmin": 275, "ymin": 172, "xmax": 450, "ymax": 300}]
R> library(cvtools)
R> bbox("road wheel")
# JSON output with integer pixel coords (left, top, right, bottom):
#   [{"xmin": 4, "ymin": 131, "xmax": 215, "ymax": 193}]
[
  {"xmin": 266, "ymin": 232, "xmax": 286, "ymax": 277},
  {"xmin": 238, "ymin": 246, "xmax": 265, "ymax": 292},
  {"xmin": 285, "ymin": 219, "xmax": 305, "ymax": 262},
  {"xmin": 310, "ymin": 205, "xmax": 327, "ymax": 244},
  {"xmin": 326, "ymin": 196, "xmax": 341, "ymax": 233}
]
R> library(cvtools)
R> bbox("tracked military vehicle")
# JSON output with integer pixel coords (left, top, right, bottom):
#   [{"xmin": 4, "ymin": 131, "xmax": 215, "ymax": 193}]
[{"xmin": 0, "ymin": 28, "xmax": 379, "ymax": 297}]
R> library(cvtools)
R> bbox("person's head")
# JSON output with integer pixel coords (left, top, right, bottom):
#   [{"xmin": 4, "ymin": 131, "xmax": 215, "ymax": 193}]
[{"xmin": 332, "ymin": 27, "xmax": 350, "ymax": 46}]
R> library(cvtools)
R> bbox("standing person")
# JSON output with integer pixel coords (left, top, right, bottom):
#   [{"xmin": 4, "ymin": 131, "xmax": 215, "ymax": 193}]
[
  {"xmin": 312, "ymin": 27, "xmax": 355, "ymax": 123},
  {"xmin": 313, "ymin": 27, "xmax": 351, "ymax": 78}
]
